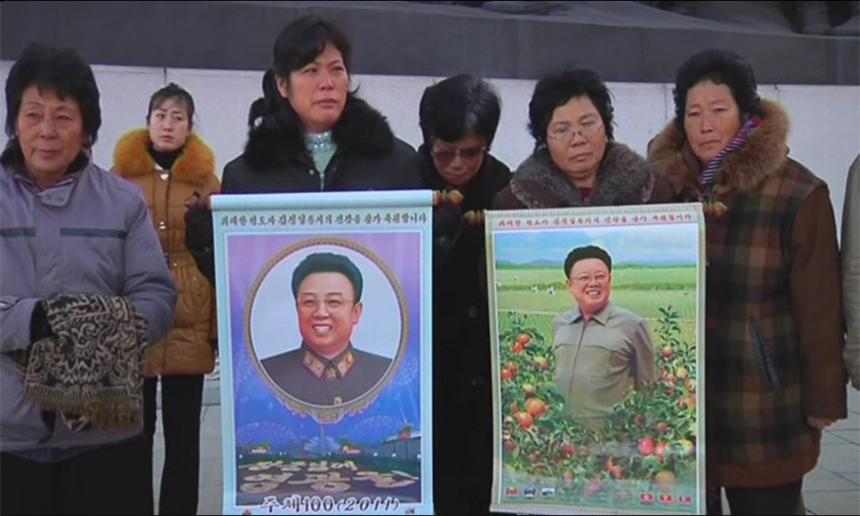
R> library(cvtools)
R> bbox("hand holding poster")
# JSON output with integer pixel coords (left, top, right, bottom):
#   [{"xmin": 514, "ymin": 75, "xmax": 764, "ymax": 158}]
[
  {"xmin": 486, "ymin": 204, "xmax": 706, "ymax": 515},
  {"xmin": 212, "ymin": 191, "xmax": 434, "ymax": 515}
]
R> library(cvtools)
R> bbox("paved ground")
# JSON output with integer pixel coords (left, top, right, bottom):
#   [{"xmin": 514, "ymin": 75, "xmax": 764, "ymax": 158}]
[{"xmin": 151, "ymin": 385, "xmax": 860, "ymax": 515}]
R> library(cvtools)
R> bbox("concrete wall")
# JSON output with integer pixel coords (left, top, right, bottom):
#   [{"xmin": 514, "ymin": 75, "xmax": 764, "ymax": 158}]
[
  {"xmin": 1, "ymin": 62, "xmax": 858, "ymax": 238},
  {"xmin": 3, "ymin": 1, "xmax": 858, "ymax": 85}
]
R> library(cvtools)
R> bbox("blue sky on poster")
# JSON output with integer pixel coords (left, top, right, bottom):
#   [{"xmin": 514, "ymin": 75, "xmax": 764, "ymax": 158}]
[{"xmin": 493, "ymin": 223, "xmax": 699, "ymax": 267}]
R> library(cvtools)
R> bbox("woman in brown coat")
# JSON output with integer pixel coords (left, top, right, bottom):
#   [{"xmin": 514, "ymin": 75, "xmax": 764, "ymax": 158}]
[
  {"xmin": 113, "ymin": 83, "xmax": 219, "ymax": 515},
  {"xmin": 493, "ymin": 69, "xmax": 671, "ymax": 209},
  {"xmin": 647, "ymin": 49, "xmax": 846, "ymax": 515}
]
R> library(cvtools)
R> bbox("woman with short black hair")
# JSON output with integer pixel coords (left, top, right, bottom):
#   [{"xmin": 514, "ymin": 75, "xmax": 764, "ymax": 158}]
[
  {"xmin": 416, "ymin": 73, "xmax": 511, "ymax": 515},
  {"xmin": 648, "ymin": 48, "xmax": 847, "ymax": 515},
  {"xmin": 493, "ymin": 68, "xmax": 670, "ymax": 209},
  {"xmin": 1, "ymin": 43, "xmax": 177, "ymax": 516}
]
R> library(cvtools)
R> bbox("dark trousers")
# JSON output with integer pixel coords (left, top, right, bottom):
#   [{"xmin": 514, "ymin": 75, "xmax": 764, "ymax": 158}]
[
  {"xmin": 432, "ymin": 385, "xmax": 493, "ymax": 515},
  {"xmin": 144, "ymin": 374, "xmax": 204, "ymax": 516},
  {"xmin": 707, "ymin": 480, "xmax": 804, "ymax": 515},
  {"xmin": 0, "ymin": 436, "xmax": 151, "ymax": 515}
]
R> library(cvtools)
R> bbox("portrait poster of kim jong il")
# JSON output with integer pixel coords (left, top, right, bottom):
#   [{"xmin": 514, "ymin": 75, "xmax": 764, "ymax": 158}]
[{"xmin": 250, "ymin": 246, "xmax": 405, "ymax": 411}]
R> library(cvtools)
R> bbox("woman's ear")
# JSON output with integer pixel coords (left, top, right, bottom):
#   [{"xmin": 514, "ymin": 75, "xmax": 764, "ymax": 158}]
[{"xmin": 276, "ymin": 75, "xmax": 290, "ymax": 100}]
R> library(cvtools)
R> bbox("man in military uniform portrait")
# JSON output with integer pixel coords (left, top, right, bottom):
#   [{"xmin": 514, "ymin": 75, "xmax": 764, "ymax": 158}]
[
  {"xmin": 553, "ymin": 245, "xmax": 656, "ymax": 430},
  {"xmin": 260, "ymin": 252, "xmax": 393, "ymax": 406}
]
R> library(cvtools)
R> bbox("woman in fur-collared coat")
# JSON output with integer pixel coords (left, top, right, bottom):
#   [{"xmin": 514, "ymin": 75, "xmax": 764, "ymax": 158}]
[
  {"xmin": 493, "ymin": 69, "xmax": 671, "ymax": 209},
  {"xmin": 648, "ymin": 49, "xmax": 846, "ymax": 515},
  {"xmin": 217, "ymin": 16, "xmax": 418, "ymax": 196},
  {"xmin": 112, "ymin": 83, "xmax": 219, "ymax": 516},
  {"xmin": 183, "ymin": 16, "xmax": 419, "ymax": 285}
]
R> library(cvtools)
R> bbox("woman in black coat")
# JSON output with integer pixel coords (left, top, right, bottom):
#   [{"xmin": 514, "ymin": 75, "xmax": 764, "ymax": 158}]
[
  {"xmin": 415, "ymin": 74, "xmax": 512, "ymax": 515},
  {"xmin": 185, "ymin": 14, "xmax": 420, "ymax": 280}
]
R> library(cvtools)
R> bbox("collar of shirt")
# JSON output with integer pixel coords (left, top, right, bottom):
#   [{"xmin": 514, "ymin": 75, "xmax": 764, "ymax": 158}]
[
  {"xmin": 301, "ymin": 342, "xmax": 356, "ymax": 380},
  {"xmin": 12, "ymin": 164, "xmax": 85, "ymax": 207},
  {"xmin": 558, "ymin": 302, "xmax": 613, "ymax": 326}
]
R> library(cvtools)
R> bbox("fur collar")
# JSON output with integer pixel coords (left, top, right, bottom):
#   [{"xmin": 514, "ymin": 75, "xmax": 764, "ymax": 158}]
[
  {"xmin": 648, "ymin": 99, "xmax": 790, "ymax": 198},
  {"xmin": 113, "ymin": 129, "xmax": 214, "ymax": 186},
  {"xmin": 243, "ymin": 95, "xmax": 395, "ymax": 171},
  {"xmin": 509, "ymin": 142, "xmax": 655, "ymax": 209}
]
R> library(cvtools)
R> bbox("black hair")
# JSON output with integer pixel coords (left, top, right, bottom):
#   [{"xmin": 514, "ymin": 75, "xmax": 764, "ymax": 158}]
[
  {"xmin": 2, "ymin": 43, "xmax": 100, "ymax": 172},
  {"xmin": 4, "ymin": 42, "xmax": 101, "ymax": 145},
  {"xmin": 291, "ymin": 252, "xmax": 363, "ymax": 302},
  {"xmin": 419, "ymin": 74, "xmax": 502, "ymax": 150},
  {"xmin": 563, "ymin": 245, "xmax": 613, "ymax": 279},
  {"xmin": 147, "ymin": 82, "xmax": 195, "ymax": 128},
  {"xmin": 673, "ymin": 49, "xmax": 761, "ymax": 126},
  {"xmin": 528, "ymin": 69, "xmax": 614, "ymax": 150},
  {"xmin": 248, "ymin": 14, "xmax": 352, "ymax": 131}
]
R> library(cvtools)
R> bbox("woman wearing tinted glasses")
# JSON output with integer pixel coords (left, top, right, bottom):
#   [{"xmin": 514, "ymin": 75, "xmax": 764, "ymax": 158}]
[
  {"xmin": 414, "ymin": 74, "xmax": 511, "ymax": 515},
  {"xmin": 493, "ymin": 68, "xmax": 671, "ymax": 209}
]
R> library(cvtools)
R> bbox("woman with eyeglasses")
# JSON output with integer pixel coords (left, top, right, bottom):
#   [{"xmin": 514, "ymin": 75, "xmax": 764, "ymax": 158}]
[
  {"xmin": 415, "ymin": 74, "xmax": 511, "ymax": 515},
  {"xmin": 492, "ymin": 69, "xmax": 671, "ymax": 209}
]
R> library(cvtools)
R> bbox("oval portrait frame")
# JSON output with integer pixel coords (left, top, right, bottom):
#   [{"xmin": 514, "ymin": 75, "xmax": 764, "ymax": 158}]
[{"xmin": 244, "ymin": 236, "xmax": 409, "ymax": 424}]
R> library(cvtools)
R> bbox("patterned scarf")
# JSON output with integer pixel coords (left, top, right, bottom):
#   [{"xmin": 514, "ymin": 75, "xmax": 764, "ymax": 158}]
[
  {"xmin": 700, "ymin": 116, "xmax": 761, "ymax": 190},
  {"xmin": 698, "ymin": 116, "xmax": 761, "ymax": 218},
  {"xmin": 8, "ymin": 294, "xmax": 148, "ymax": 431}
]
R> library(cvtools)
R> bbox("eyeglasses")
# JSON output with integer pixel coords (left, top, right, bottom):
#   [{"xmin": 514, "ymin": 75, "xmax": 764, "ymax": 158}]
[
  {"xmin": 572, "ymin": 273, "xmax": 609, "ymax": 285},
  {"xmin": 547, "ymin": 120, "xmax": 604, "ymax": 143},
  {"xmin": 298, "ymin": 296, "xmax": 353, "ymax": 313},
  {"xmin": 431, "ymin": 145, "xmax": 486, "ymax": 166}
]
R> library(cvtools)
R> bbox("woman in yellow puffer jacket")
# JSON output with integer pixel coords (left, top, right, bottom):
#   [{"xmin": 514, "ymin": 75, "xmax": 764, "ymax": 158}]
[{"xmin": 112, "ymin": 83, "xmax": 219, "ymax": 516}]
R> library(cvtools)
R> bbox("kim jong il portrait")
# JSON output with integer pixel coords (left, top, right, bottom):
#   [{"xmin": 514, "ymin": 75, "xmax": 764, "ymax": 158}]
[{"xmin": 259, "ymin": 252, "xmax": 393, "ymax": 406}]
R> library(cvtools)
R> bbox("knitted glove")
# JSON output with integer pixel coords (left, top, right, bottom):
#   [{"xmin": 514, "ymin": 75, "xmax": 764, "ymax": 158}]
[
  {"xmin": 433, "ymin": 190, "xmax": 464, "ymax": 242},
  {"xmin": 462, "ymin": 210, "xmax": 486, "ymax": 225}
]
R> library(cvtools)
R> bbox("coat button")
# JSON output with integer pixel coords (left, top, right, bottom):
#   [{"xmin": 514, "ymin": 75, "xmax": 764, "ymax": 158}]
[
  {"xmin": 467, "ymin": 306, "xmax": 479, "ymax": 319},
  {"xmin": 160, "ymin": 172, "xmax": 169, "ymax": 181},
  {"xmin": 158, "ymin": 221, "xmax": 167, "ymax": 230}
]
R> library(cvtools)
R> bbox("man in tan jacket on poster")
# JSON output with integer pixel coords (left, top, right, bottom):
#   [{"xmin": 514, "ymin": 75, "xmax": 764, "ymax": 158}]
[{"xmin": 552, "ymin": 245, "xmax": 656, "ymax": 430}]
